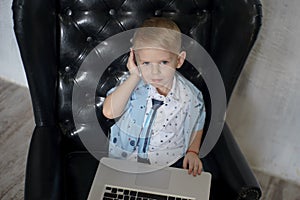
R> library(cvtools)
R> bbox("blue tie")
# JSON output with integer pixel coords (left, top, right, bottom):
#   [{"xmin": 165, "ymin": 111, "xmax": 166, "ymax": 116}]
[{"xmin": 137, "ymin": 99, "xmax": 164, "ymax": 163}]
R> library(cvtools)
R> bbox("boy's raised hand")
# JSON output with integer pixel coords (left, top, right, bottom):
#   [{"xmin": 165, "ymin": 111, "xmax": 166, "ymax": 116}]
[
  {"xmin": 183, "ymin": 152, "xmax": 203, "ymax": 176},
  {"xmin": 127, "ymin": 49, "xmax": 141, "ymax": 78}
]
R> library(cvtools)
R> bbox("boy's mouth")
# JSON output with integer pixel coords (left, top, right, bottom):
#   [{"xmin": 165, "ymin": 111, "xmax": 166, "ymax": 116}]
[{"xmin": 151, "ymin": 79, "xmax": 163, "ymax": 83}]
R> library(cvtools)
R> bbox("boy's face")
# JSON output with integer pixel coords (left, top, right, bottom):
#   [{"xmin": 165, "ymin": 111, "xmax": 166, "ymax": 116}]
[{"xmin": 135, "ymin": 48, "xmax": 186, "ymax": 95}]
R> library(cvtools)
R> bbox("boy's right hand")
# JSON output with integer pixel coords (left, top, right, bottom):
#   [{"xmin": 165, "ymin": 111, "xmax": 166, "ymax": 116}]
[{"xmin": 127, "ymin": 49, "xmax": 141, "ymax": 78}]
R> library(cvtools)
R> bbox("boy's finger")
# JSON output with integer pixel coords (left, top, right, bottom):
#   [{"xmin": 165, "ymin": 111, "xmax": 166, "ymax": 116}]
[
  {"xmin": 127, "ymin": 51, "xmax": 137, "ymax": 71},
  {"xmin": 128, "ymin": 50, "xmax": 134, "ymax": 63},
  {"xmin": 198, "ymin": 160, "xmax": 203, "ymax": 174},
  {"xmin": 193, "ymin": 163, "xmax": 198, "ymax": 176},
  {"xmin": 130, "ymin": 48, "xmax": 134, "ymax": 56},
  {"xmin": 188, "ymin": 160, "xmax": 194, "ymax": 174},
  {"xmin": 197, "ymin": 165, "xmax": 202, "ymax": 175}
]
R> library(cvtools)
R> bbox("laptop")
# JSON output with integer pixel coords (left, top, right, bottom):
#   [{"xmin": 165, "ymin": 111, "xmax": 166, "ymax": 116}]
[{"xmin": 88, "ymin": 157, "xmax": 211, "ymax": 200}]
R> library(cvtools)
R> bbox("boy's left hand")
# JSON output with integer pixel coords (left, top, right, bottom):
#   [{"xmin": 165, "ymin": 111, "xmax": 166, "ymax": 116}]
[{"xmin": 183, "ymin": 152, "xmax": 203, "ymax": 176}]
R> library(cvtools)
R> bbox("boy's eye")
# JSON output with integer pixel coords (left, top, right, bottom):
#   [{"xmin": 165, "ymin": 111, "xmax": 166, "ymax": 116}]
[
  {"xmin": 142, "ymin": 62, "xmax": 150, "ymax": 65},
  {"xmin": 160, "ymin": 61, "xmax": 169, "ymax": 65}
]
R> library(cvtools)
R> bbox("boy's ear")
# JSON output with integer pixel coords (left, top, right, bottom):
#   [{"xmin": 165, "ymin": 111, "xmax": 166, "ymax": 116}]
[{"xmin": 176, "ymin": 51, "xmax": 186, "ymax": 69}]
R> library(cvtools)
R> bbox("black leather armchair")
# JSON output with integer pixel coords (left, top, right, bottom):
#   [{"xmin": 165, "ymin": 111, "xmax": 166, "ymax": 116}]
[{"xmin": 12, "ymin": 0, "xmax": 263, "ymax": 199}]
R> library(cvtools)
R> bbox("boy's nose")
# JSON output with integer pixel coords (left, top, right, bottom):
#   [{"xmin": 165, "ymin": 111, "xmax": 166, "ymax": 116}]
[{"xmin": 151, "ymin": 63, "xmax": 161, "ymax": 74}]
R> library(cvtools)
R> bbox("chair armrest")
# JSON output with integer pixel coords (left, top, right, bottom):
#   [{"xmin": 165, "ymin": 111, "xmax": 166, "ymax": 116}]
[
  {"xmin": 25, "ymin": 126, "xmax": 63, "ymax": 200},
  {"xmin": 210, "ymin": 0, "xmax": 262, "ymax": 100},
  {"xmin": 203, "ymin": 123, "xmax": 261, "ymax": 200},
  {"xmin": 12, "ymin": 0, "xmax": 57, "ymax": 126}
]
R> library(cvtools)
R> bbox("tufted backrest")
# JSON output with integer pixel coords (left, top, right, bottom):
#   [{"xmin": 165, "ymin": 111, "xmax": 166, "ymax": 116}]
[{"xmin": 13, "ymin": 0, "xmax": 262, "ymax": 150}]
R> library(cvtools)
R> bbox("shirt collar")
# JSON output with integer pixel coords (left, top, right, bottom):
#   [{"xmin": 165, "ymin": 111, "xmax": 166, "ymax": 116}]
[{"xmin": 148, "ymin": 75, "xmax": 180, "ymax": 102}]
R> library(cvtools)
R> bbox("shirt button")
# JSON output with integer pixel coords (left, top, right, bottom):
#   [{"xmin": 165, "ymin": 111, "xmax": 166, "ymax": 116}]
[{"xmin": 121, "ymin": 152, "xmax": 128, "ymax": 157}]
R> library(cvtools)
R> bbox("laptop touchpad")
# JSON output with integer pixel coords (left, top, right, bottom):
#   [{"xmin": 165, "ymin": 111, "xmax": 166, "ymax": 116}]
[{"xmin": 135, "ymin": 169, "xmax": 171, "ymax": 189}]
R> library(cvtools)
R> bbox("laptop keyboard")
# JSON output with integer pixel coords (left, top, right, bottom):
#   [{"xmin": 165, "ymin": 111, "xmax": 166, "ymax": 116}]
[{"xmin": 102, "ymin": 185, "xmax": 194, "ymax": 200}]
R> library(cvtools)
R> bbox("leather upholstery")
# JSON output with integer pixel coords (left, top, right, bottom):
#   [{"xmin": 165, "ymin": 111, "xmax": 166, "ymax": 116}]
[{"xmin": 12, "ymin": 0, "xmax": 263, "ymax": 199}]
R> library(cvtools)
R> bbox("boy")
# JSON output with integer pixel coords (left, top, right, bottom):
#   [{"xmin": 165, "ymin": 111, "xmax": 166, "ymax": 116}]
[{"xmin": 103, "ymin": 18, "xmax": 206, "ymax": 176}]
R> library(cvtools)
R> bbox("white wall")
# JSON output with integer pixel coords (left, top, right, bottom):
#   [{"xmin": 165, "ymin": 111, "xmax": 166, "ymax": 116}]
[
  {"xmin": 227, "ymin": 0, "xmax": 300, "ymax": 185},
  {"xmin": 1, "ymin": 0, "xmax": 300, "ymax": 185},
  {"xmin": 0, "ymin": 0, "xmax": 27, "ymax": 86}
]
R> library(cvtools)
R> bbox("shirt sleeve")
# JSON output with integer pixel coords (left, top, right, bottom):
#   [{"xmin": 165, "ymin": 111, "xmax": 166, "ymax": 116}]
[
  {"xmin": 193, "ymin": 92, "xmax": 206, "ymax": 132},
  {"xmin": 105, "ymin": 73, "xmax": 132, "ymax": 115}
]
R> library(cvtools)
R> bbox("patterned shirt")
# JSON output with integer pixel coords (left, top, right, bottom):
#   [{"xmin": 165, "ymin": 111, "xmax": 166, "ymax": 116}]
[
  {"xmin": 108, "ymin": 73, "xmax": 206, "ymax": 166},
  {"xmin": 144, "ymin": 76, "xmax": 192, "ymax": 165}
]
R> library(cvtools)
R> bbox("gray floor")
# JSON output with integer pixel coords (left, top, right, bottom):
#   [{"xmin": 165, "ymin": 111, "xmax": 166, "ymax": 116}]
[
  {"xmin": 0, "ymin": 78, "xmax": 33, "ymax": 200},
  {"xmin": 0, "ymin": 78, "xmax": 300, "ymax": 200}
]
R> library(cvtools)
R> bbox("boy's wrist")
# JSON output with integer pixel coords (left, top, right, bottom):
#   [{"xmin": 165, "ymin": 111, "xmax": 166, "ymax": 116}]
[
  {"xmin": 129, "ymin": 68, "xmax": 141, "ymax": 80},
  {"xmin": 129, "ymin": 72, "xmax": 141, "ymax": 81},
  {"xmin": 186, "ymin": 149, "xmax": 199, "ymax": 155},
  {"xmin": 127, "ymin": 72, "xmax": 141, "ymax": 87}
]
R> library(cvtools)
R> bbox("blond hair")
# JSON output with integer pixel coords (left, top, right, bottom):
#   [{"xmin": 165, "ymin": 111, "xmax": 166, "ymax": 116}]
[{"xmin": 132, "ymin": 18, "xmax": 182, "ymax": 53}]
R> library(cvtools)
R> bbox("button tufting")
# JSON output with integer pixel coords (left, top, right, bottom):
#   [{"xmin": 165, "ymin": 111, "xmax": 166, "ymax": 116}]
[
  {"xmin": 86, "ymin": 36, "xmax": 92, "ymax": 42},
  {"xmin": 66, "ymin": 9, "xmax": 72, "ymax": 16},
  {"xmin": 65, "ymin": 66, "xmax": 71, "ymax": 72},
  {"xmin": 197, "ymin": 9, "xmax": 207, "ymax": 16},
  {"xmin": 154, "ymin": 10, "xmax": 162, "ymax": 16},
  {"xmin": 109, "ymin": 9, "xmax": 116, "ymax": 16}
]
